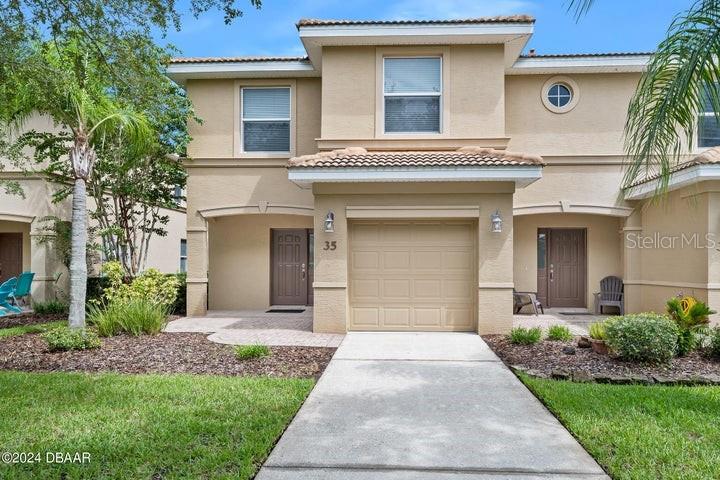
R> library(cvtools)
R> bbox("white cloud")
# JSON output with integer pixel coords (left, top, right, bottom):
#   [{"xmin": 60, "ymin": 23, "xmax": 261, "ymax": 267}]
[{"xmin": 383, "ymin": 0, "xmax": 534, "ymax": 20}]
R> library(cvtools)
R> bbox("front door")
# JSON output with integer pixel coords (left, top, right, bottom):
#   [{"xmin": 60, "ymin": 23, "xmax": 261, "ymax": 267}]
[
  {"xmin": 271, "ymin": 229, "xmax": 310, "ymax": 305},
  {"xmin": 0, "ymin": 233, "xmax": 23, "ymax": 283},
  {"xmin": 540, "ymin": 228, "xmax": 586, "ymax": 308}
]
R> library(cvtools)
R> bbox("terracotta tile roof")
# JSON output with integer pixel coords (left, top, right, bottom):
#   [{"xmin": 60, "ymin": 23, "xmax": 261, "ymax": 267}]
[
  {"xmin": 169, "ymin": 56, "xmax": 309, "ymax": 64},
  {"xmin": 297, "ymin": 16, "xmax": 535, "ymax": 28},
  {"xmin": 627, "ymin": 147, "xmax": 720, "ymax": 187},
  {"xmin": 520, "ymin": 52, "xmax": 652, "ymax": 59},
  {"xmin": 288, "ymin": 147, "xmax": 544, "ymax": 169}
]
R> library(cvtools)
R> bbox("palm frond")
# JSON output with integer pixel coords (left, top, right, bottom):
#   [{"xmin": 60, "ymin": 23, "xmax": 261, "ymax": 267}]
[
  {"xmin": 565, "ymin": 0, "xmax": 595, "ymax": 20},
  {"xmin": 623, "ymin": 0, "xmax": 720, "ymax": 196}
]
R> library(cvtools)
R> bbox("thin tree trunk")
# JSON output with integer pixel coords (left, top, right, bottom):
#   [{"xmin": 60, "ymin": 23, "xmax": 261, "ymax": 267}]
[{"xmin": 68, "ymin": 178, "xmax": 88, "ymax": 328}]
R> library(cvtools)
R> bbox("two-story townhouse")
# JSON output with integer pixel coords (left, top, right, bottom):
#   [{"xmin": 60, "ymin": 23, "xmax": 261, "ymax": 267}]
[
  {"xmin": 169, "ymin": 15, "xmax": 720, "ymax": 333},
  {"xmin": 0, "ymin": 114, "xmax": 188, "ymax": 301}
]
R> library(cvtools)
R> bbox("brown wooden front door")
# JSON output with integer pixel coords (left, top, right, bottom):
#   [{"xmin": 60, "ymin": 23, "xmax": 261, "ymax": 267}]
[
  {"xmin": 271, "ymin": 229, "xmax": 311, "ymax": 305},
  {"xmin": 0, "ymin": 233, "xmax": 23, "ymax": 283},
  {"xmin": 540, "ymin": 228, "xmax": 586, "ymax": 308}
]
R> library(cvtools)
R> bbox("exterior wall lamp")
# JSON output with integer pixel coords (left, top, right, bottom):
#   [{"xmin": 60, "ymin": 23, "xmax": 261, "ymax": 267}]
[
  {"xmin": 324, "ymin": 211, "xmax": 335, "ymax": 233},
  {"xmin": 490, "ymin": 210, "xmax": 503, "ymax": 233}
]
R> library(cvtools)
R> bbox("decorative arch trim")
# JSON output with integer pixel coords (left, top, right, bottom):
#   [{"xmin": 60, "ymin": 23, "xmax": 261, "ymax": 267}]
[
  {"xmin": 513, "ymin": 203, "xmax": 633, "ymax": 217},
  {"xmin": 198, "ymin": 204, "xmax": 314, "ymax": 218},
  {"xmin": 0, "ymin": 213, "xmax": 35, "ymax": 223}
]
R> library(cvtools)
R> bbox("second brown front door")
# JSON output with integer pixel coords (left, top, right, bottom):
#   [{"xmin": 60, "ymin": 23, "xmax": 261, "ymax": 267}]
[
  {"xmin": 271, "ymin": 229, "xmax": 311, "ymax": 305},
  {"xmin": 539, "ymin": 228, "xmax": 586, "ymax": 308}
]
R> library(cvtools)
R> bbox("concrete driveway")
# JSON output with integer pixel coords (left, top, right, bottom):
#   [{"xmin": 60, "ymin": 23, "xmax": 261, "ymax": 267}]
[{"xmin": 257, "ymin": 332, "xmax": 607, "ymax": 480}]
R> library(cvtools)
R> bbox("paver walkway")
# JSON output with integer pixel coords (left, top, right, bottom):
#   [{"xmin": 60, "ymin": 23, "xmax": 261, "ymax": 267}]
[
  {"xmin": 165, "ymin": 309, "xmax": 343, "ymax": 347},
  {"xmin": 257, "ymin": 332, "xmax": 608, "ymax": 479}
]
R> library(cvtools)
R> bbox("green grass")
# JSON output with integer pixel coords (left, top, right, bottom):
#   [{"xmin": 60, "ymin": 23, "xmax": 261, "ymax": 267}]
[
  {"xmin": 235, "ymin": 344, "xmax": 271, "ymax": 360},
  {"xmin": 0, "ymin": 371, "xmax": 313, "ymax": 479},
  {"xmin": 0, "ymin": 320, "xmax": 65, "ymax": 338},
  {"xmin": 520, "ymin": 373, "xmax": 720, "ymax": 479}
]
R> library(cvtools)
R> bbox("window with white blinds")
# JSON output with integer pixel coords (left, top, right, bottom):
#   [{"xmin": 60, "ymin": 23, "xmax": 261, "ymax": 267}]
[
  {"xmin": 241, "ymin": 87, "xmax": 291, "ymax": 152},
  {"xmin": 699, "ymin": 85, "xmax": 720, "ymax": 148},
  {"xmin": 383, "ymin": 57, "xmax": 441, "ymax": 133}
]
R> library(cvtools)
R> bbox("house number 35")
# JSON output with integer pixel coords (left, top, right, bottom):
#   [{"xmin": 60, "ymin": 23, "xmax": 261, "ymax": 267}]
[{"xmin": 323, "ymin": 241, "xmax": 337, "ymax": 251}]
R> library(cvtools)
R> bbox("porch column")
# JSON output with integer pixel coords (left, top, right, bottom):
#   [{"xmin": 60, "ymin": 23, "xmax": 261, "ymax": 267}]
[
  {"xmin": 312, "ymin": 193, "xmax": 348, "ymax": 333},
  {"xmin": 478, "ymin": 193, "xmax": 514, "ymax": 334},
  {"xmin": 186, "ymin": 215, "xmax": 209, "ymax": 316},
  {"xmin": 622, "ymin": 208, "xmax": 642, "ymax": 314}
]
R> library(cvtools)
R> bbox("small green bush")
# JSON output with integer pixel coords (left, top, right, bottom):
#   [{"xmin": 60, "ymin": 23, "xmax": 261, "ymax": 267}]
[
  {"xmin": 666, "ymin": 296, "xmax": 715, "ymax": 356},
  {"xmin": 88, "ymin": 299, "xmax": 168, "ymax": 337},
  {"xmin": 99, "ymin": 261, "xmax": 179, "ymax": 308},
  {"xmin": 605, "ymin": 313, "xmax": 679, "ymax": 364},
  {"xmin": 547, "ymin": 324, "xmax": 573, "ymax": 342},
  {"xmin": 33, "ymin": 300, "xmax": 69, "ymax": 315},
  {"xmin": 43, "ymin": 327, "xmax": 101, "ymax": 352},
  {"xmin": 509, "ymin": 326, "xmax": 543, "ymax": 345},
  {"xmin": 588, "ymin": 322, "xmax": 606, "ymax": 340},
  {"xmin": 234, "ymin": 344, "xmax": 271, "ymax": 360},
  {"xmin": 709, "ymin": 327, "xmax": 720, "ymax": 359}
]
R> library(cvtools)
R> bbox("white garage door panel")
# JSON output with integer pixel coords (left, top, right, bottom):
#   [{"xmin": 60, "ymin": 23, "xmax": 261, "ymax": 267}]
[{"xmin": 349, "ymin": 220, "xmax": 477, "ymax": 331}]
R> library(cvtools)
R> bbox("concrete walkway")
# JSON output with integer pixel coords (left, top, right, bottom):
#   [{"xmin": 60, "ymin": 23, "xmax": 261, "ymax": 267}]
[
  {"xmin": 165, "ymin": 309, "xmax": 344, "ymax": 347},
  {"xmin": 257, "ymin": 333, "xmax": 608, "ymax": 480}
]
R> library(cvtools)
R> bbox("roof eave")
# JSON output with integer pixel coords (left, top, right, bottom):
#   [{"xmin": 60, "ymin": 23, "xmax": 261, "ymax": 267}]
[
  {"xmin": 166, "ymin": 60, "xmax": 318, "ymax": 83},
  {"xmin": 507, "ymin": 55, "xmax": 650, "ymax": 74},
  {"xmin": 624, "ymin": 164, "xmax": 720, "ymax": 200},
  {"xmin": 287, "ymin": 165, "xmax": 543, "ymax": 189}
]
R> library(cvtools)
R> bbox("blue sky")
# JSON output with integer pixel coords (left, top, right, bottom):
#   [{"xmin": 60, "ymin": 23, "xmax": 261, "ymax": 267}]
[{"xmin": 158, "ymin": 0, "xmax": 694, "ymax": 58}]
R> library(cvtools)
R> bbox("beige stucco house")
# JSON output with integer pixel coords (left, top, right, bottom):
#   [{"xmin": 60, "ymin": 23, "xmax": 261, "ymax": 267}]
[
  {"xmin": 168, "ymin": 15, "xmax": 720, "ymax": 333},
  {"xmin": 0, "ymin": 115, "xmax": 187, "ymax": 302}
]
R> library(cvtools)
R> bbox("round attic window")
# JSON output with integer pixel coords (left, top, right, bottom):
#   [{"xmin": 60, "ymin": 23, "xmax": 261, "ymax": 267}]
[{"xmin": 541, "ymin": 76, "xmax": 580, "ymax": 113}]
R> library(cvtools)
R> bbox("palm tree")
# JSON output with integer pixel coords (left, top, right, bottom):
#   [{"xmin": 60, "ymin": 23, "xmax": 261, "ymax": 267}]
[
  {"xmin": 569, "ymin": 0, "xmax": 720, "ymax": 194},
  {"xmin": 1, "ymin": 36, "xmax": 152, "ymax": 328}
]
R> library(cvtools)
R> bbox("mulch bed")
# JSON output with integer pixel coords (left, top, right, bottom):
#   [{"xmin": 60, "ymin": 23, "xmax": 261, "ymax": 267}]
[
  {"xmin": 483, "ymin": 334, "xmax": 720, "ymax": 384},
  {"xmin": 0, "ymin": 332, "xmax": 335, "ymax": 378},
  {"xmin": 0, "ymin": 313, "xmax": 66, "ymax": 329}
]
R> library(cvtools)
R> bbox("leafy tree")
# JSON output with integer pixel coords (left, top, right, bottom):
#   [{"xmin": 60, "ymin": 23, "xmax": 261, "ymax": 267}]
[
  {"xmin": 568, "ymin": 0, "xmax": 720, "ymax": 194},
  {"xmin": 0, "ymin": 35, "xmax": 153, "ymax": 328}
]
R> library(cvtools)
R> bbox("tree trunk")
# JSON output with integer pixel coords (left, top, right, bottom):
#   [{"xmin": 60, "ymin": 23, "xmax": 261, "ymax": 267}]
[{"xmin": 68, "ymin": 178, "xmax": 88, "ymax": 328}]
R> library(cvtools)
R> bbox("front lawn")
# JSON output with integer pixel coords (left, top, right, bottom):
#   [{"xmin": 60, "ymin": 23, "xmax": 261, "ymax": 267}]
[
  {"xmin": 521, "ymin": 373, "xmax": 720, "ymax": 479},
  {"xmin": 0, "ymin": 320, "xmax": 65, "ymax": 338},
  {"xmin": 0, "ymin": 371, "xmax": 313, "ymax": 479}
]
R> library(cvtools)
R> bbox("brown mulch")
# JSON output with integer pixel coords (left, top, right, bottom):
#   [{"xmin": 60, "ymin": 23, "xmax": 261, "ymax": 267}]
[
  {"xmin": 0, "ymin": 313, "xmax": 66, "ymax": 329},
  {"xmin": 0, "ymin": 332, "xmax": 335, "ymax": 378},
  {"xmin": 483, "ymin": 334, "xmax": 720, "ymax": 382}
]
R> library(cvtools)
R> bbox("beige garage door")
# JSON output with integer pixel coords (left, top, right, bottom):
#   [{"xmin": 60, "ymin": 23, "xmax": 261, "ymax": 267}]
[{"xmin": 349, "ymin": 220, "xmax": 477, "ymax": 331}]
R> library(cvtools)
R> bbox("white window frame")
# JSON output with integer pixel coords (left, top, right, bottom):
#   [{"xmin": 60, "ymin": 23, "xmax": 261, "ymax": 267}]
[
  {"xmin": 240, "ymin": 86, "xmax": 292, "ymax": 154},
  {"xmin": 180, "ymin": 239, "xmax": 187, "ymax": 273},
  {"xmin": 382, "ymin": 56, "xmax": 443, "ymax": 135}
]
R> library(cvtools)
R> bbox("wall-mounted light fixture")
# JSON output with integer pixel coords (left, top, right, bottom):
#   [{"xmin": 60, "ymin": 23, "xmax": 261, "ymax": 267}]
[
  {"xmin": 490, "ymin": 210, "xmax": 503, "ymax": 233},
  {"xmin": 324, "ymin": 211, "xmax": 335, "ymax": 233}
]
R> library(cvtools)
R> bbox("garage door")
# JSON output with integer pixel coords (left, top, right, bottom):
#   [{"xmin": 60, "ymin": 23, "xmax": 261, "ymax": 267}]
[{"xmin": 349, "ymin": 220, "xmax": 477, "ymax": 331}]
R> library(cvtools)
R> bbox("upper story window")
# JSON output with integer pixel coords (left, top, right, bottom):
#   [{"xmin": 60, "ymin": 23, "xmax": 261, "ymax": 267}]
[
  {"xmin": 541, "ymin": 76, "xmax": 579, "ymax": 114},
  {"xmin": 547, "ymin": 83, "xmax": 572, "ymax": 108},
  {"xmin": 383, "ymin": 57, "xmax": 441, "ymax": 134},
  {"xmin": 241, "ymin": 87, "xmax": 290, "ymax": 153},
  {"xmin": 699, "ymin": 87, "xmax": 720, "ymax": 148}
]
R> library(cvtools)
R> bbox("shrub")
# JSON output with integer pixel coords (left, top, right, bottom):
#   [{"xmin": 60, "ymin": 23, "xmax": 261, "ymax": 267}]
[
  {"xmin": 708, "ymin": 327, "xmax": 720, "ymax": 358},
  {"xmin": 235, "ymin": 344, "xmax": 271, "ymax": 360},
  {"xmin": 88, "ymin": 298, "xmax": 168, "ymax": 337},
  {"xmin": 33, "ymin": 300, "xmax": 69, "ymax": 315},
  {"xmin": 43, "ymin": 327, "xmax": 101, "ymax": 352},
  {"xmin": 509, "ymin": 327, "xmax": 543, "ymax": 345},
  {"xmin": 547, "ymin": 324, "xmax": 573, "ymax": 342},
  {"xmin": 666, "ymin": 296, "xmax": 715, "ymax": 356},
  {"xmin": 604, "ymin": 313, "xmax": 679, "ymax": 364},
  {"xmin": 99, "ymin": 261, "xmax": 179, "ymax": 308},
  {"xmin": 170, "ymin": 272, "xmax": 187, "ymax": 315},
  {"xmin": 588, "ymin": 322, "xmax": 606, "ymax": 340}
]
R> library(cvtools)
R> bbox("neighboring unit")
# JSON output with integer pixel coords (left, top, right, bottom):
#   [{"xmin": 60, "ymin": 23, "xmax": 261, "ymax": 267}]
[{"xmin": 168, "ymin": 15, "xmax": 720, "ymax": 333}]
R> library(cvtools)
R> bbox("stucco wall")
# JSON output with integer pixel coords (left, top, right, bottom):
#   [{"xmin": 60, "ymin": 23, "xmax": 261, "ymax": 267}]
[
  {"xmin": 208, "ymin": 214, "xmax": 313, "ymax": 310},
  {"xmin": 320, "ymin": 44, "xmax": 506, "ymax": 141},
  {"xmin": 506, "ymin": 73, "xmax": 640, "ymax": 156},
  {"xmin": 514, "ymin": 213, "xmax": 622, "ymax": 310}
]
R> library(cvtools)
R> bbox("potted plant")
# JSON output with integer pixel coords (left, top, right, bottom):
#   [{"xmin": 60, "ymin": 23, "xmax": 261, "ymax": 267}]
[{"xmin": 588, "ymin": 321, "xmax": 609, "ymax": 354}]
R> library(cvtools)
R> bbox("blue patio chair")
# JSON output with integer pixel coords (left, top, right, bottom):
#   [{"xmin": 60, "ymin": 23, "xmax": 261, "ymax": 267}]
[
  {"xmin": 0, "ymin": 277, "xmax": 22, "ymax": 314},
  {"xmin": 11, "ymin": 272, "xmax": 34, "ymax": 308}
]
